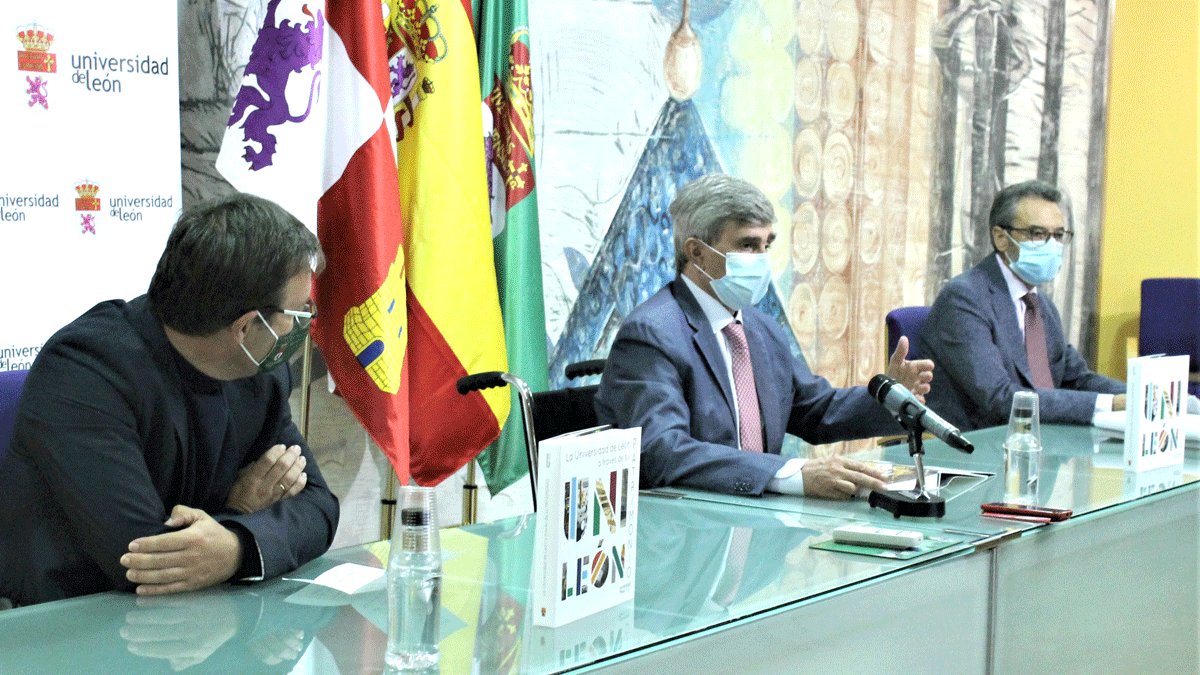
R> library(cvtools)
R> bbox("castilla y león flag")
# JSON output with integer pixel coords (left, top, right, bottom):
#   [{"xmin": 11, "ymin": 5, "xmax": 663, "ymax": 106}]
[{"xmin": 216, "ymin": 0, "xmax": 509, "ymax": 485}]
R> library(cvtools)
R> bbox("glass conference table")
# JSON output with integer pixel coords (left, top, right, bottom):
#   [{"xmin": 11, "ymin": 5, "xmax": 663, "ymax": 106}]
[{"xmin": 2, "ymin": 425, "xmax": 1197, "ymax": 675}]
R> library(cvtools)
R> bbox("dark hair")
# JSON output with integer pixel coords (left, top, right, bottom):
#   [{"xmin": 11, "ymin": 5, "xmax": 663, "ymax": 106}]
[
  {"xmin": 988, "ymin": 180, "xmax": 1062, "ymax": 252},
  {"xmin": 148, "ymin": 193, "xmax": 321, "ymax": 336}
]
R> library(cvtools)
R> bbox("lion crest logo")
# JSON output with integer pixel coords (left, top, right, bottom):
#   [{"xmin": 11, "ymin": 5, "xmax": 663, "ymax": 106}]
[{"xmin": 226, "ymin": 0, "xmax": 325, "ymax": 171}]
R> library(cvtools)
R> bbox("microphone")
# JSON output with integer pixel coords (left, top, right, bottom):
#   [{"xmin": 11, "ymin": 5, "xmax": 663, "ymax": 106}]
[{"xmin": 868, "ymin": 374, "xmax": 974, "ymax": 453}]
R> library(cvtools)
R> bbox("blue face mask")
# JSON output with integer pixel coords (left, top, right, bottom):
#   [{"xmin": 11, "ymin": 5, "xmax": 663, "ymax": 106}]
[
  {"xmin": 693, "ymin": 240, "xmax": 773, "ymax": 310},
  {"xmin": 1005, "ymin": 232, "xmax": 1063, "ymax": 286}
]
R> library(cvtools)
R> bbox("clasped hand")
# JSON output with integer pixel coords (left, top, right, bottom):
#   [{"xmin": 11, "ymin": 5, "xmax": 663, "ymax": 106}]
[
  {"xmin": 225, "ymin": 443, "xmax": 308, "ymax": 514},
  {"xmin": 121, "ymin": 505, "xmax": 242, "ymax": 596},
  {"xmin": 119, "ymin": 444, "xmax": 306, "ymax": 596}
]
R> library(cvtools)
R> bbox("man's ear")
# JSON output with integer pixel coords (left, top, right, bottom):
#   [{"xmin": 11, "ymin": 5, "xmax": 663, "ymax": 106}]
[
  {"xmin": 991, "ymin": 226, "xmax": 1009, "ymax": 254},
  {"xmin": 683, "ymin": 237, "xmax": 705, "ymax": 265},
  {"xmin": 231, "ymin": 310, "xmax": 259, "ymax": 340}
]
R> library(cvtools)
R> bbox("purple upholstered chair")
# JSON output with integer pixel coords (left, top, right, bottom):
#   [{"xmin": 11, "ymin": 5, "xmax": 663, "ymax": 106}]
[
  {"xmin": 885, "ymin": 306, "xmax": 931, "ymax": 361},
  {"xmin": 1140, "ymin": 278, "xmax": 1200, "ymax": 397},
  {"xmin": 0, "ymin": 369, "xmax": 29, "ymax": 465}
]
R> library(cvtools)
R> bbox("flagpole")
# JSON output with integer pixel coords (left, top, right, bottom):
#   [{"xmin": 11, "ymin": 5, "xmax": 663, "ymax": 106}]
[
  {"xmin": 462, "ymin": 460, "xmax": 478, "ymax": 526},
  {"xmin": 381, "ymin": 467, "xmax": 397, "ymax": 541},
  {"xmin": 299, "ymin": 335, "xmax": 314, "ymax": 438}
]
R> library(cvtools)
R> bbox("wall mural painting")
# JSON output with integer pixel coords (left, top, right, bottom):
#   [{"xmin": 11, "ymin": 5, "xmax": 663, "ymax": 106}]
[
  {"xmin": 178, "ymin": 0, "xmax": 1113, "ymax": 462},
  {"xmin": 533, "ymin": 0, "xmax": 1111, "ymax": 458}
]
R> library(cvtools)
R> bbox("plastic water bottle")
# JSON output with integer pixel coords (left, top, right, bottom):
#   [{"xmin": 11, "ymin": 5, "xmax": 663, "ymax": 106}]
[
  {"xmin": 386, "ymin": 487, "xmax": 442, "ymax": 670},
  {"xmin": 1004, "ymin": 391, "xmax": 1042, "ymax": 505}
]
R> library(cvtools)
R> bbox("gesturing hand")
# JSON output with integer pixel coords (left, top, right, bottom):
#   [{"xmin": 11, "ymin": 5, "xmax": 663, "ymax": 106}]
[
  {"xmin": 885, "ymin": 335, "xmax": 935, "ymax": 402},
  {"xmin": 121, "ymin": 505, "xmax": 242, "ymax": 596},
  {"xmin": 226, "ymin": 444, "xmax": 308, "ymax": 514}
]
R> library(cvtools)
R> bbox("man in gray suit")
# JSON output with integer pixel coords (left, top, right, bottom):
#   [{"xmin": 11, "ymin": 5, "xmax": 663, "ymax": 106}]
[
  {"xmin": 920, "ymin": 180, "xmax": 1126, "ymax": 431},
  {"xmin": 595, "ymin": 174, "xmax": 934, "ymax": 499}
]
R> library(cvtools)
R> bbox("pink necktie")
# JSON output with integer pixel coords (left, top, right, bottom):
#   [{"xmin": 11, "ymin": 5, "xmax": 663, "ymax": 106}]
[
  {"xmin": 1022, "ymin": 293, "xmax": 1055, "ymax": 389},
  {"xmin": 713, "ymin": 527, "xmax": 751, "ymax": 606},
  {"xmin": 722, "ymin": 321, "xmax": 764, "ymax": 453}
]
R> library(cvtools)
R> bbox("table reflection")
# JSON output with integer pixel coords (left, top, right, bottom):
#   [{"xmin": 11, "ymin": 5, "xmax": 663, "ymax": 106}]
[{"xmin": 633, "ymin": 497, "xmax": 818, "ymax": 634}]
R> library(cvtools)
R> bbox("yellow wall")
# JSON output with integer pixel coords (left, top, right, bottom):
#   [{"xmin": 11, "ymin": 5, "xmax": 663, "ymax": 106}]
[{"xmin": 1098, "ymin": 0, "xmax": 1200, "ymax": 379}]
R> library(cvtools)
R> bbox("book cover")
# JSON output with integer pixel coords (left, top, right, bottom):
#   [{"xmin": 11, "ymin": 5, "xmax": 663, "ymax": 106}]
[
  {"xmin": 1124, "ymin": 354, "xmax": 1188, "ymax": 471},
  {"xmin": 531, "ymin": 426, "xmax": 640, "ymax": 627}
]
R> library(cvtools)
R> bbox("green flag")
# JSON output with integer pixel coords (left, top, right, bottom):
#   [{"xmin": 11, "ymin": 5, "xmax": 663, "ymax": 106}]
[{"xmin": 476, "ymin": 0, "xmax": 549, "ymax": 494}]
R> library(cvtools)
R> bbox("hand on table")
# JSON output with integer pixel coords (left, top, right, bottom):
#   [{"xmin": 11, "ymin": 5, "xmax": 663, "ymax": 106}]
[
  {"xmin": 226, "ymin": 444, "xmax": 308, "ymax": 514},
  {"xmin": 121, "ymin": 505, "xmax": 242, "ymax": 596},
  {"xmin": 801, "ymin": 456, "xmax": 888, "ymax": 500}
]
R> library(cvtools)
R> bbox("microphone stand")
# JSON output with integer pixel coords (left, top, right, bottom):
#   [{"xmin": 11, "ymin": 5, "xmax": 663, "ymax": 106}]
[{"xmin": 868, "ymin": 408, "xmax": 946, "ymax": 518}]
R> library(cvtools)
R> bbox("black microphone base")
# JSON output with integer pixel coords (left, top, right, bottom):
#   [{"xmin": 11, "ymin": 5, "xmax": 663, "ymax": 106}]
[{"xmin": 868, "ymin": 489, "xmax": 946, "ymax": 518}]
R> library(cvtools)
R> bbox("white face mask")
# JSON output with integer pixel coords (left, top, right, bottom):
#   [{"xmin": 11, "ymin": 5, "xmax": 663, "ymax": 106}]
[{"xmin": 693, "ymin": 240, "xmax": 773, "ymax": 310}]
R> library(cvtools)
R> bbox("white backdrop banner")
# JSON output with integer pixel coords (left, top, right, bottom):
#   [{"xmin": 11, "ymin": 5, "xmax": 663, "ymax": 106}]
[{"xmin": 2, "ymin": 2, "xmax": 180, "ymax": 371}]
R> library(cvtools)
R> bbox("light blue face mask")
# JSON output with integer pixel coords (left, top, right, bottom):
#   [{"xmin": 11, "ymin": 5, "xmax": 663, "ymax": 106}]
[
  {"xmin": 693, "ymin": 240, "xmax": 773, "ymax": 310},
  {"xmin": 1005, "ymin": 232, "xmax": 1063, "ymax": 286}
]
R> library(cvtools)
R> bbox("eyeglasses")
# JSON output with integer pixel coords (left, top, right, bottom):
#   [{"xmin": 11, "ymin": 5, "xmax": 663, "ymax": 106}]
[
  {"xmin": 262, "ymin": 301, "xmax": 317, "ymax": 331},
  {"xmin": 1003, "ymin": 225, "xmax": 1073, "ymax": 246}
]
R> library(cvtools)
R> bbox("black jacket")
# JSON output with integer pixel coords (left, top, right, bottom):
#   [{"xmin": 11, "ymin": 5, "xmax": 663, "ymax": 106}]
[{"xmin": 0, "ymin": 296, "xmax": 338, "ymax": 605}]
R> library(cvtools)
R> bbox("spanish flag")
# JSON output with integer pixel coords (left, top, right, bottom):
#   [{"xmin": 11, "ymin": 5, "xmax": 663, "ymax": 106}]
[{"xmin": 386, "ymin": 0, "xmax": 510, "ymax": 485}]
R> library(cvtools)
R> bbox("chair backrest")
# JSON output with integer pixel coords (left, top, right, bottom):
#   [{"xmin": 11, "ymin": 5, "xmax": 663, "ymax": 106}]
[
  {"xmin": 1139, "ymin": 278, "xmax": 1200, "ymax": 367},
  {"xmin": 0, "ymin": 369, "xmax": 29, "ymax": 463},
  {"xmin": 1139, "ymin": 278, "xmax": 1200, "ymax": 396},
  {"xmin": 885, "ymin": 306, "xmax": 931, "ymax": 360},
  {"xmin": 530, "ymin": 359, "xmax": 606, "ymax": 443},
  {"xmin": 531, "ymin": 385, "xmax": 601, "ymax": 443}
]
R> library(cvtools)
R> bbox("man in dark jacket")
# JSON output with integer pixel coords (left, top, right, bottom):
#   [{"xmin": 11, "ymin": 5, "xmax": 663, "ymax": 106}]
[
  {"xmin": 0, "ymin": 193, "xmax": 339, "ymax": 606},
  {"xmin": 920, "ymin": 181, "xmax": 1125, "ymax": 430}
]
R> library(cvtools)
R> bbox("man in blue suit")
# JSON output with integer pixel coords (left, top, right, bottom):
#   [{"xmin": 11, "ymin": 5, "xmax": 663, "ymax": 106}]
[
  {"xmin": 920, "ymin": 181, "xmax": 1126, "ymax": 431},
  {"xmin": 595, "ymin": 174, "xmax": 934, "ymax": 499}
]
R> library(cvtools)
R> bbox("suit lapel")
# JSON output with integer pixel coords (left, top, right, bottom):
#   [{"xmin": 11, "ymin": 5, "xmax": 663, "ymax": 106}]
[
  {"xmin": 672, "ymin": 278, "xmax": 737, "ymax": 418},
  {"xmin": 981, "ymin": 256, "xmax": 1035, "ymax": 387}
]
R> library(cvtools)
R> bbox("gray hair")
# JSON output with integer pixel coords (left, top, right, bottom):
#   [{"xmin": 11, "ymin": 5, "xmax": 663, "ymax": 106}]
[{"xmin": 670, "ymin": 174, "xmax": 776, "ymax": 273}]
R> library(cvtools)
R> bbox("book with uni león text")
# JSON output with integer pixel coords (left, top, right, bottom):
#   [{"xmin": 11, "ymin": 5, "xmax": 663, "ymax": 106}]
[
  {"xmin": 531, "ymin": 426, "xmax": 640, "ymax": 627},
  {"xmin": 1124, "ymin": 354, "xmax": 1188, "ymax": 472}
]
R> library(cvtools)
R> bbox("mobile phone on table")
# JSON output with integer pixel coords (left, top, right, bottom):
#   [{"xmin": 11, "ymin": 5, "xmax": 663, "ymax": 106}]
[{"xmin": 980, "ymin": 502, "xmax": 1072, "ymax": 521}]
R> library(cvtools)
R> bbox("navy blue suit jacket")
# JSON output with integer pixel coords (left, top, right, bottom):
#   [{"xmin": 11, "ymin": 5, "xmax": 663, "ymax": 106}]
[
  {"xmin": 595, "ymin": 278, "xmax": 900, "ymax": 496},
  {"xmin": 920, "ymin": 255, "xmax": 1124, "ymax": 430}
]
